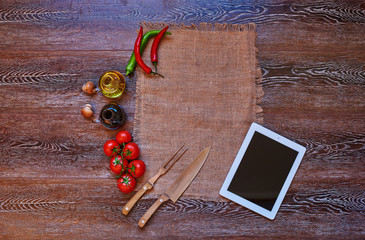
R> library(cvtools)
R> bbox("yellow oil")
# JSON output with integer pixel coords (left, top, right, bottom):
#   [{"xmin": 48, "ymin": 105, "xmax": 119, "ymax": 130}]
[{"xmin": 99, "ymin": 71, "xmax": 126, "ymax": 98}]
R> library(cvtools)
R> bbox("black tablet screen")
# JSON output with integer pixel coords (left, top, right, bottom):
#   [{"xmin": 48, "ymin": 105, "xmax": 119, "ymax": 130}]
[{"xmin": 227, "ymin": 132, "xmax": 298, "ymax": 211}]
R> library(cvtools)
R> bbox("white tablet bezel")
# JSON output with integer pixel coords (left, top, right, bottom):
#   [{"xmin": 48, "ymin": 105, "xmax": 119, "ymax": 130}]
[{"xmin": 219, "ymin": 122, "xmax": 306, "ymax": 220}]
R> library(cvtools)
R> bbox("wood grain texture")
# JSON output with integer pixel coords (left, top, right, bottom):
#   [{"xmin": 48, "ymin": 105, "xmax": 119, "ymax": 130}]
[
  {"xmin": 0, "ymin": 179, "xmax": 363, "ymax": 239},
  {"xmin": 0, "ymin": 0, "xmax": 364, "ymax": 239}
]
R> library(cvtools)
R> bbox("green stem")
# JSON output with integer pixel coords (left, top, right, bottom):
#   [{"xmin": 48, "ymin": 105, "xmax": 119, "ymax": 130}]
[{"xmin": 151, "ymin": 71, "xmax": 164, "ymax": 78}]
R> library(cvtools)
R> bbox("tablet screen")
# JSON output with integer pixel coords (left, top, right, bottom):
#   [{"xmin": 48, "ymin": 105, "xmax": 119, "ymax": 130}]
[{"xmin": 227, "ymin": 131, "xmax": 299, "ymax": 211}]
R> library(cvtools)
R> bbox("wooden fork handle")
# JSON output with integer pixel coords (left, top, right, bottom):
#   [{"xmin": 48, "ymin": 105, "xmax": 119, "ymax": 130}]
[
  {"xmin": 122, "ymin": 182, "xmax": 153, "ymax": 215},
  {"xmin": 138, "ymin": 194, "xmax": 169, "ymax": 228}
]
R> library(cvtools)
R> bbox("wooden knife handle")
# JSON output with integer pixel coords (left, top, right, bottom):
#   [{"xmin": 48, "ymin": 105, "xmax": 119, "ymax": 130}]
[
  {"xmin": 122, "ymin": 182, "xmax": 153, "ymax": 215},
  {"xmin": 138, "ymin": 194, "xmax": 169, "ymax": 228}
]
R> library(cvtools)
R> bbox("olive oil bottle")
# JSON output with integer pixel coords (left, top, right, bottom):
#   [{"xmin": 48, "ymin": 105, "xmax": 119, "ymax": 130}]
[{"xmin": 99, "ymin": 71, "xmax": 125, "ymax": 98}]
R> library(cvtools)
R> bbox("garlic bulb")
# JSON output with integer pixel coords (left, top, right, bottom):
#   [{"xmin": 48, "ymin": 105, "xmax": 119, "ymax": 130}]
[
  {"xmin": 82, "ymin": 81, "xmax": 97, "ymax": 94},
  {"xmin": 81, "ymin": 104, "xmax": 93, "ymax": 118}
]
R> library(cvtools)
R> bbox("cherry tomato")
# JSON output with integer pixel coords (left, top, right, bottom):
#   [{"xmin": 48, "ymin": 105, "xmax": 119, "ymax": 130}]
[
  {"xmin": 110, "ymin": 155, "xmax": 128, "ymax": 175},
  {"xmin": 128, "ymin": 160, "xmax": 146, "ymax": 178},
  {"xmin": 117, "ymin": 173, "xmax": 136, "ymax": 194},
  {"xmin": 123, "ymin": 142, "xmax": 140, "ymax": 160},
  {"xmin": 116, "ymin": 130, "xmax": 132, "ymax": 144},
  {"xmin": 103, "ymin": 140, "xmax": 120, "ymax": 157}
]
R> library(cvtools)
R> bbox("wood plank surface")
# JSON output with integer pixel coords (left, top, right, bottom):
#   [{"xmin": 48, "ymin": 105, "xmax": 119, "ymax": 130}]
[{"xmin": 0, "ymin": 0, "xmax": 364, "ymax": 239}]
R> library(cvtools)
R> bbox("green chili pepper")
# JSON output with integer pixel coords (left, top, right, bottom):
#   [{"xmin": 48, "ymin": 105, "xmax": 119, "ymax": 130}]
[{"xmin": 126, "ymin": 30, "xmax": 172, "ymax": 76}]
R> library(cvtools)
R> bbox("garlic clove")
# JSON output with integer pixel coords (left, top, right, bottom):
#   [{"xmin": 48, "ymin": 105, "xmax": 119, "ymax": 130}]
[
  {"xmin": 82, "ymin": 81, "xmax": 96, "ymax": 94},
  {"xmin": 81, "ymin": 104, "xmax": 94, "ymax": 118}
]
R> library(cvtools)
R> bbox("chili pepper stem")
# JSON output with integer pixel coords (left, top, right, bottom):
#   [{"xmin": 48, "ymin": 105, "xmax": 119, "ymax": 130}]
[
  {"xmin": 153, "ymin": 62, "xmax": 157, "ymax": 72},
  {"xmin": 151, "ymin": 71, "xmax": 164, "ymax": 78}
]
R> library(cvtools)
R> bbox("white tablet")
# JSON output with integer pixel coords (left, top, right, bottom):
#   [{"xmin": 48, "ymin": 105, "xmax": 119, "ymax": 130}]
[{"xmin": 220, "ymin": 122, "xmax": 306, "ymax": 220}]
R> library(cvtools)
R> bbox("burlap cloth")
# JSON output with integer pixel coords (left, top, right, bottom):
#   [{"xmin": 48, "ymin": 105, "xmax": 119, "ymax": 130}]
[{"xmin": 133, "ymin": 22, "xmax": 263, "ymax": 201}]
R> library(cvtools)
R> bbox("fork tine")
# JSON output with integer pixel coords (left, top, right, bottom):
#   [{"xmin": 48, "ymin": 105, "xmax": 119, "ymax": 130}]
[
  {"xmin": 162, "ymin": 143, "xmax": 185, "ymax": 168},
  {"xmin": 164, "ymin": 148, "xmax": 188, "ymax": 172}
]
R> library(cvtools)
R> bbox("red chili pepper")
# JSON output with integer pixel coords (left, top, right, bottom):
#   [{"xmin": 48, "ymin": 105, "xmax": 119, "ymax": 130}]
[
  {"xmin": 134, "ymin": 26, "xmax": 164, "ymax": 77},
  {"xmin": 151, "ymin": 26, "xmax": 169, "ymax": 71},
  {"xmin": 134, "ymin": 26, "xmax": 152, "ymax": 74}
]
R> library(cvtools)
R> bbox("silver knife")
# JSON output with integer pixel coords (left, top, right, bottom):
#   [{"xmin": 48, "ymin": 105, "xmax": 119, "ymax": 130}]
[{"xmin": 138, "ymin": 146, "xmax": 211, "ymax": 228}]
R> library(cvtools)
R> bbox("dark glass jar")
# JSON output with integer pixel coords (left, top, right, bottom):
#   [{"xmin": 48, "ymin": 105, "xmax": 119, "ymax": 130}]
[{"xmin": 100, "ymin": 103, "xmax": 126, "ymax": 129}]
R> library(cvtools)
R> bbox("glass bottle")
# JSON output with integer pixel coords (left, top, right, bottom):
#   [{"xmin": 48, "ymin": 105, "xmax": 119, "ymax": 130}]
[
  {"xmin": 99, "ymin": 71, "xmax": 126, "ymax": 98},
  {"xmin": 100, "ymin": 103, "xmax": 126, "ymax": 129}
]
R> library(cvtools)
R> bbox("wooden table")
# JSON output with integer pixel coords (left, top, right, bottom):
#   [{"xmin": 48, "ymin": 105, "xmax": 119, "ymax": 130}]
[{"xmin": 0, "ymin": 1, "xmax": 364, "ymax": 239}]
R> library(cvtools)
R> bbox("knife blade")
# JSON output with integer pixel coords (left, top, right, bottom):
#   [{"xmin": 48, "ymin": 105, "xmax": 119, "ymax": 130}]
[
  {"xmin": 138, "ymin": 146, "xmax": 211, "ymax": 228},
  {"xmin": 122, "ymin": 144, "xmax": 187, "ymax": 215}
]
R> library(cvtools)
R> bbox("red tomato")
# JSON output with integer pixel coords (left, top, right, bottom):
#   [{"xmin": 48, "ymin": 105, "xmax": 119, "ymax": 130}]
[
  {"xmin": 123, "ymin": 142, "xmax": 140, "ymax": 160},
  {"xmin": 128, "ymin": 160, "xmax": 146, "ymax": 178},
  {"xmin": 110, "ymin": 155, "xmax": 128, "ymax": 175},
  {"xmin": 116, "ymin": 130, "xmax": 132, "ymax": 144},
  {"xmin": 103, "ymin": 140, "xmax": 120, "ymax": 157},
  {"xmin": 117, "ymin": 173, "xmax": 136, "ymax": 194}
]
